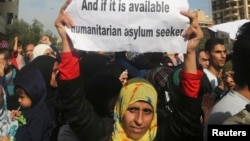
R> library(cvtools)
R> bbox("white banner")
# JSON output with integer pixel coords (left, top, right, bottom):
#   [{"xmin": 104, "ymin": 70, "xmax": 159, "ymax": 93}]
[{"xmin": 65, "ymin": 0, "xmax": 189, "ymax": 53}]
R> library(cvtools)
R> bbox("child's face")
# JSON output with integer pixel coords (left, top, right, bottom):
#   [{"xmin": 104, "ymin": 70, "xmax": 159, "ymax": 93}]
[
  {"xmin": 18, "ymin": 90, "xmax": 32, "ymax": 109},
  {"xmin": 17, "ymin": 46, "xmax": 23, "ymax": 54}
]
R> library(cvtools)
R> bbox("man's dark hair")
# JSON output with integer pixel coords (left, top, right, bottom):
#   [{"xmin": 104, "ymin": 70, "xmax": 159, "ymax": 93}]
[
  {"xmin": 232, "ymin": 22, "xmax": 250, "ymax": 89},
  {"xmin": 198, "ymin": 48, "xmax": 206, "ymax": 56},
  {"xmin": 204, "ymin": 38, "xmax": 224, "ymax": 52}
]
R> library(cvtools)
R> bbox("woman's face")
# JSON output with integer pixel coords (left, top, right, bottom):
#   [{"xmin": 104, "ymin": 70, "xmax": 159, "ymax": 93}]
[
  {"xmin": 122, "ymin": 101, "xmax": 154, "ymax": 140},
  {"xmin": 222, "ymin": 71, "xmax": 235, "ymax": 90},
  {"xmin": 50, "ymin": 62, "xmax": 59, "ymax": 88},
  {"xmin": 44, "ymin": 48, "xmax": 56, "ymax": 59}
]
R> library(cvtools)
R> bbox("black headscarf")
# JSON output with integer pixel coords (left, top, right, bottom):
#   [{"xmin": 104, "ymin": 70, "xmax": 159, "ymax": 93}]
[{"xmin": 15, "ymin": 56, "xmax": 57, "ymax": 90}]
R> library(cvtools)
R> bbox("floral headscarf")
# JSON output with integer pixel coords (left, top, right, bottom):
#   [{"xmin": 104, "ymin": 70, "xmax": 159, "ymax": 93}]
[
  {"xmin": 112, "ymin": 78, "xmax": 157, "ymax": 141},
  {"xmin": 0, "ymin": 86, "xmax": 18, "ymax": 141}
]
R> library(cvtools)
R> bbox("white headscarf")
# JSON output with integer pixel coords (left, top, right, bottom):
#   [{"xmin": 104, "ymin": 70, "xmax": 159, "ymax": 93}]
[{"xmin": 31, "ymin": 44, "xmax": 51, "ymax": 61}]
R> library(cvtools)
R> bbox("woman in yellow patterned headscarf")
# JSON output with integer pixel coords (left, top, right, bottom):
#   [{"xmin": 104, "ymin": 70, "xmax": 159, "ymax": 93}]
[{"xmin": 112, "ymin": 78, "xmax": 158, "ymax": 141}]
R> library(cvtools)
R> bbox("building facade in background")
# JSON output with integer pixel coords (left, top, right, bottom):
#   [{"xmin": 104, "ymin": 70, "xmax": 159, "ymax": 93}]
[
  {"xmin": 210, "ymin": 0, "xmax": 250, "ymax": 52},
  {"xmin": 212, "ymin": 0, "xmax": 250, "ymax": 24},
  {"xmin": 191, "ymin": 9, "xmax": 213, "ymax": 27},
  {"xmin": 190, "ymin": 9, "xmax": 214, "ymax": 49},
  {"xmin": 0, "ymin": 0, "xmax": 19, "ymax": 39}
]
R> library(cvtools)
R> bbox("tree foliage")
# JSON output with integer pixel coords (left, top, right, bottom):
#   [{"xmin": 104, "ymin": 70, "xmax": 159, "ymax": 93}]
[{"xmin": 5, "ymin": 19, "xmax": 58, "ymax": 49}]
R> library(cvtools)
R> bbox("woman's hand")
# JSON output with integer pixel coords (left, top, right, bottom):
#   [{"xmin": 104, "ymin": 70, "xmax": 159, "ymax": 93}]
[
  {"xmin": 54, "ymin": 0, "xmax": 75, "ymax": 52},
  {"xmin": 181, "ymin": 11, "xmax": 203, "ymax": 51},
  {"xmin": 54, "ymin": 0, "xmax": 74, "ymax": 40},
  {"xmin": 119, "ymin": 69, "xmax": 128, "ymax": 85}
]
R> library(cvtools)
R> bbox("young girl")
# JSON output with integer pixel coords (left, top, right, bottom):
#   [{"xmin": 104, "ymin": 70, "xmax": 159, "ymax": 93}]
[{"xmin": 12, "ymin": 37, "xmax": 25, "ymax": 70}]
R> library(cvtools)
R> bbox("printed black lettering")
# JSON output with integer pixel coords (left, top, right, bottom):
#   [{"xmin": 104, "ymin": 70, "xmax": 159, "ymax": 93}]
[
  {"xmin": 128, "ymin": 0, "xmax": 169, "ymax": 13},
  {"xmin": 155, "ymin": 27, "xmax": 184, "ymax": 37},
  {"xmin": 81, "ymin": 0, "xmax": 98, "ymax": 11},
  {"xmin": 71, "ymin": 25, "xmax": 122, "ymax": 36},
  {"xmin": 124, "ymin": 27, "xmax": 153, "ymax": 39}
]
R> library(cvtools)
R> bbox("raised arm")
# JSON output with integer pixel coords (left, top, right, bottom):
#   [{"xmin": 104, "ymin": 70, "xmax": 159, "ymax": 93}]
[
  {"xmin": 55, "ymin": 1, "xmax": 106, "ymax": 140},
  {"xmin": 12, "ymin": 37, "xmax": 18, "ymax": 57},
  {"xmin": 181, "ymin": 11, "xmax": 203, "ymax": 74},
  {"xmin": 180, "ymin": 11, "xmax": 204, "ymax": 98},
  {"xmin": 54, "ymin": 0, "xmax": 74, "ymax": 53},
  {"xmin": 55, "ymin": 0, "xmax": 79, "ymax": 80},
  {"xmin": 164, "ymin": 11, "xmax": 205, "ymax": 141}
]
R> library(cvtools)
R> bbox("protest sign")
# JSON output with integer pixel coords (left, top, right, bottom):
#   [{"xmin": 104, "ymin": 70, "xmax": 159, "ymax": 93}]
[{"xmin": 65, "ymin": 0, "xmax": 189, "ymax": 53}]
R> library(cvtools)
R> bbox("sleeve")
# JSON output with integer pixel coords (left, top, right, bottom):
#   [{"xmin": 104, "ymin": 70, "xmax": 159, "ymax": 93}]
[
  {"xmin": 164, "ymin": 69, "xmax": 204, "ymax": 141},
  {"xmin": 11, "ymin": 51, "xmax": 18, "ymax": 70},
  {"xmin": 180, "ymin": 69, "xmax": 203, "ymax": 98},
  {"xmin": 58, "ymin": 77, "xmax": 106, "ymax": 141},
  {"xmin": 58, "ymin": 51, "xmax": 106, "ymax": 140},
  {"xmin": 59, "ymin": 51, "xmax": 80, "ymax": 80}
]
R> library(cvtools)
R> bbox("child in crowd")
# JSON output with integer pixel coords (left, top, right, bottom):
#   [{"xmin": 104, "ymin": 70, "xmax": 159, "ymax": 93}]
[
  {"xmin": 11, "ymin": 37, "xmax": 25, "ymax": 70},
  {"xmin": 11, "ymin": 68, "xmax": 52, "ymax": 141}
]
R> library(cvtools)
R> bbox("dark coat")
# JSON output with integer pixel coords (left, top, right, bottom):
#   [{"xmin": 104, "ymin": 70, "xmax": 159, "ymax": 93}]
[
  {"xmin": 15, "ymin": 68, "xmax": 52, "ymax": 141},
  {"xmin": 157, "ymin": 68, "xmax": 204, "ymax": 141},
  {"xmin": 57, "ymin": 77, "xmax": 111, "ymax": 141}
]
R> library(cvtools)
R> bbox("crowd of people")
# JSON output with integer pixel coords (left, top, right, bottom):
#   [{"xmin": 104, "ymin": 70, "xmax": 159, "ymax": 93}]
[{"xmin": 0, "ymin": 0, "xmax": 250, "ymax": 141}]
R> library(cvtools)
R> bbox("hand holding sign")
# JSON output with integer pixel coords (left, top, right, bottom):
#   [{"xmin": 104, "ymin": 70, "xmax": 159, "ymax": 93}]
[
  {"xmin": 56, "ymin": 0, "xmax": 203, "ymax": 54},
  {"xmin": 65, "ymin": 0, "xmax": 190, "ymax": 53},
  {"xmin": 181, "ymin": 10, "xmax": 203, "ymax": 52}
]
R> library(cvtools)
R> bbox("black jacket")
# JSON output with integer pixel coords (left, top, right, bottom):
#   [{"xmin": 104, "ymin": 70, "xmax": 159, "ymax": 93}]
[{"xmin": 15, "ymin": 69, "xmax": 52, "ymax": 141}]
